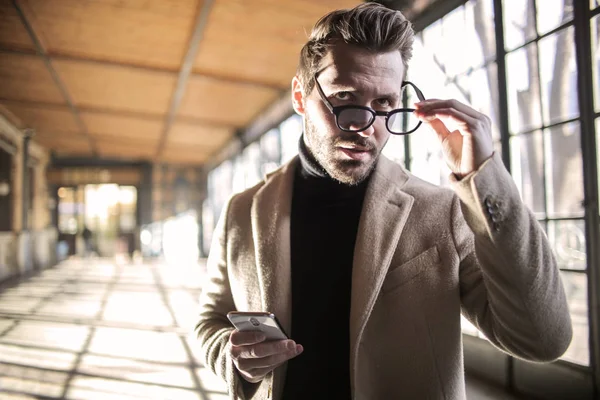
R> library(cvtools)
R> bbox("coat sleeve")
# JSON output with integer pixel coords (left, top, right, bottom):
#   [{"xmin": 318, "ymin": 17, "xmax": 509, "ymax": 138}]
[
  {"xmin": 193, "ymin": 196, "xmax": 254, "ymax": 399},
  {"xmin": 450, "ymin": 153, "xmax": 572, "ymax": 362}
]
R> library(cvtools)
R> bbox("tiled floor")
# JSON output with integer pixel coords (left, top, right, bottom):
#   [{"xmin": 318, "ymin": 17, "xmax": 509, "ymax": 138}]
[
  {"xmin": 0, "ymin": 257, "xmax": 518, "ymax": 399},
  {"xmin": 0, "ymin": 257, "xmax": 227, "ymax": 399}
]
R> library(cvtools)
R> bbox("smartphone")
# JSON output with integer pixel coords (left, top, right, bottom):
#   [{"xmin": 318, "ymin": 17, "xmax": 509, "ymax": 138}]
[{"xmin": 227, "ymin": 311, "xmax": 289, "ymax": 341}]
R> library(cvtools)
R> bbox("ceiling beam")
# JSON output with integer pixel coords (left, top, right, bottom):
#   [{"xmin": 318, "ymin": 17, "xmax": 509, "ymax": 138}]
[
  {"xmin": 154, "ymin": 0, "xmax": 215, "ymax": 159},
  {"xmin": 0, "ymin": 47, "xmax": 285, "ymax": 91},
  {"xmin": 12, "ymin": 0, "xmax": 98, "ymax": 157},
  {"xmin": 0, "ymin": 97, "xmax": 237, "ymax": 129}
]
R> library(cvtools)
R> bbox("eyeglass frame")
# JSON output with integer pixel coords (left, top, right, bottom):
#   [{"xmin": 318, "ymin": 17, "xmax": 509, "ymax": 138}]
[{"xmin": 313, "ymin": 74, "xmax": 426, "ymax": 135}]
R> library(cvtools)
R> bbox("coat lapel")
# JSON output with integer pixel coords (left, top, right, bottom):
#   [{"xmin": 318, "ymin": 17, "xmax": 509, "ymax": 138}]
[
  {"xmin": 251, "ymin": 158, "xmax": 297, "ymax": 336},
  {"xmin": 349, "ymin": 156, "xmax": 414, "ymax": 381}
]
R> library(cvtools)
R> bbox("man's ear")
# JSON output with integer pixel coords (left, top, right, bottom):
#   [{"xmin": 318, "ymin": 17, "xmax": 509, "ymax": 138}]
[{"xmin": 291, "ymin": 76, "xmax": 306, "ymax": 115}]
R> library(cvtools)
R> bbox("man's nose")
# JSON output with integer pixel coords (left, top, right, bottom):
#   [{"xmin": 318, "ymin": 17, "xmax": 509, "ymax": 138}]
[{"xmin": 356, "ymin": 123, "xmax": 375, "ymax": 138}]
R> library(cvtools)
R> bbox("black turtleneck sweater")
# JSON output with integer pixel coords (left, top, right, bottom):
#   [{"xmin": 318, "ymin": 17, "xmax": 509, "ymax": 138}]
[{"xmin": 281, "ymin": 138, "xmax": 370, "ymax": 399}]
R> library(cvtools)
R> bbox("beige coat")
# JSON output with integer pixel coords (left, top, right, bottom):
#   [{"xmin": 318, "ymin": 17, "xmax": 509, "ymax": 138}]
[{"xmin": 195, "ymin": 153, "xmax": 572, "ymax": 400}]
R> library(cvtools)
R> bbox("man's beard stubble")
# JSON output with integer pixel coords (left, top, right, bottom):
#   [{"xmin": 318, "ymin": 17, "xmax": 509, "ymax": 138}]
[{"xmin": 304, "ymin": 115, "xmax": 381, "ymax": 186}]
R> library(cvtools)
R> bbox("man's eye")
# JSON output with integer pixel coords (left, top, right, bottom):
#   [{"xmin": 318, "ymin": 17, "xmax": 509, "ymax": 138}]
[
  {"xmin": 376, "ymin": 98, "xmax": 392, "ymax": 108},
  {"xmin": 334, "ymin": 92, "xmax": 352, "ymax": 101}
]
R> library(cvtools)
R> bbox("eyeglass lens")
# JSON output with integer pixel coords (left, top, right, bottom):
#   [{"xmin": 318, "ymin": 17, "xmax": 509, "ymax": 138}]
[{"xmin": 337, "ymin": 109, "xmax": 375, "ymax": 131}]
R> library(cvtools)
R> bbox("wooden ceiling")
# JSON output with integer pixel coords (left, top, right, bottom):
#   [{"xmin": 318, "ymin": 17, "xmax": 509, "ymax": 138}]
[{"xmin": 0, "ymin": 0, "xmax": 361, "ymax": 165}]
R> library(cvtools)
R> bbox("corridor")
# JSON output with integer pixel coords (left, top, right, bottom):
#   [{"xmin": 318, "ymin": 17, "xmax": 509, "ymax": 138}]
[
  {"xmin": 0, "ymin": 257, "xmax": 518, "ymax": 399},
  {"xmin": 0, "ymin": 257, "xmax": 227, "ymax": 399}
]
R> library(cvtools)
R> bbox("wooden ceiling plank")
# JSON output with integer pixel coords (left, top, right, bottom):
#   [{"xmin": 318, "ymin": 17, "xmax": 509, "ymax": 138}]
[
  {"xmin": 12, "ymin": 0, "xmax": 97, "ymax": 156},
  {"xmin": 155, "ymin": 0, "xmax": 215, "ymax": 159}
]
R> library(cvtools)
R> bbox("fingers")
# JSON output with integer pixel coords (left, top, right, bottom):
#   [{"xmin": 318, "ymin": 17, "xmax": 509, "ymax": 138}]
[
  {"xmin": 236, "ymin": 343, "xmax": 302, "ymax": 370},
  {"xmin": 415, "ymin": 98, "xmax": 484, "ymax": 120},
  {"xmin": 231, "ymin": 339, "xmax": 300, "ymax": 360},
  {"xmin": 414, "ymin": 99, "xmax": 491, "ymax": 138},
  {"xmin": 230, "ymin": 330, "xmax": 266, "ymax": 346},
  {"xmin": 230, "ymin": 337, "xmax": 303, "ymax": 383}
]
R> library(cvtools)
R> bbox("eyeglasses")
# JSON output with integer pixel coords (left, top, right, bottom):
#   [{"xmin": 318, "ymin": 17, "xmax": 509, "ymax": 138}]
[{"xmin": 313, "ymin": 75, "xmax": 426, "ymax": 135}]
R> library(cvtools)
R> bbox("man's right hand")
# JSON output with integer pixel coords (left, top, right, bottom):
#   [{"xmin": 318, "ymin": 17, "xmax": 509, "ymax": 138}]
[{"xmin": 229, "ymin": 330, "xmax": 304, "ymax": 383}]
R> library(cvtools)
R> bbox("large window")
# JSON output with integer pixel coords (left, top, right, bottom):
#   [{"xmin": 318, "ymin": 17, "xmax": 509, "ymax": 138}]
[{"xmin": 386, "ymin": 0, "xmax": 595, "ymax": 373}]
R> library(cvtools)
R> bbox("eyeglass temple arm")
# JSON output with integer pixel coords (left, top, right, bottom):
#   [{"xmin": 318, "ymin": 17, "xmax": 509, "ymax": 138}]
[
  {"xmin": 313, "ymin": 77, "xmax": 335, "ymax": 112},
  {"xmin": 402, "ymin": 81, "xmax": 426, "ymax": 102}
]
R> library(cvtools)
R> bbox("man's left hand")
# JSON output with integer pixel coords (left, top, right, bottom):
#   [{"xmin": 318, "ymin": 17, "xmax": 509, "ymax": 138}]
[{"xmin": 414, "ymin": 99, "xmax": 494, "ymax": 178}]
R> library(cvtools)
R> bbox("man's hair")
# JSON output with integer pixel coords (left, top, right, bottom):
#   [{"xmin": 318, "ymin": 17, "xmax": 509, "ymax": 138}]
[{"xmin": 297, "ymin": 2, "xmax": 415, "ymax": 95}]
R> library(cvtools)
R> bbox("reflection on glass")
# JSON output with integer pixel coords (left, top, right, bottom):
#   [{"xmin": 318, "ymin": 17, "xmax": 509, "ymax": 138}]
[
  {"xmin": 538, "ymin": 27, "xmax": 579, "ymax": 126},
  {"xmin": 536, "ymin": 0, "xmax": 572, "ymax": 36},
  {"xmin": 506, "ymin": 44, "xmax": 543, "ymax": 134},
  {"xmin": 382, "ymin": 134, "xmax": 405, "ymax": 166},
  {"xmin": 502, "ymin": 0, "xmax": 536, "ymax": 50},
  {"xmin": 510, "ymin": 132, "xmax": 545, "ymax": 218},
  {"xmin": 592, "ymin": 15, "xmax": 600, "ymax": 112},
  {"xmin": 548, "ymin": 220, "xmax": 587, "ymax": 271},
  {"xmin": 559, "ymin": 271, "xmax": 589, "ymax": 366},
  {"xmin": 544, "ymin": 122, "xmax": 584, "ymax": 218},
  {"xmin": 471, "ymin": 65, "xmax": 500, "ymax": 141}
]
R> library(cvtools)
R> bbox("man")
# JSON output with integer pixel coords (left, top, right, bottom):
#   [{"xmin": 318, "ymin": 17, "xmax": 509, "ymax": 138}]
[{"xmin": 195, "ymin": 3, "xmax": 572, "ymax": 399}]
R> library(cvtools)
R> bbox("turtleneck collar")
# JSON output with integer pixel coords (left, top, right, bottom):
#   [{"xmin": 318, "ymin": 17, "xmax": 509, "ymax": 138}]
[{"xmin": 298, "ymin": 135, "xmax": 329, "ymax": 180}]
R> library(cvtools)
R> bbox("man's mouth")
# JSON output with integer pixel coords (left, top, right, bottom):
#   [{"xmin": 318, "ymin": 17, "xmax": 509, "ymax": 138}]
[{"xmin": 337, "ymin": 145, "xmax": 372, "ymax": 161}]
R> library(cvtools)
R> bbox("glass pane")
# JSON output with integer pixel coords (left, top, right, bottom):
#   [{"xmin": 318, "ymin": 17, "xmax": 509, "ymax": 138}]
[
  {"xmin": 409, "ymin": 129, "xmax": 450, "ymax": 187},
  {"xmin": 506, "ymin": 44, "xmax": 543, "ymax": 134},
  {"xmin": 441, "ymin": 6, "xmax": 468, "ymax": 77},
  {"xmin": 510, "ymin": 132, "xmax": 545, "ymax": 218},
  {"xmin": 597, "ymin": 118, "xmax": 600, "ymax": 216},
  {"xmin": 538, "ymin": 27, "xmax": 579, "ymax": 125},
  {"xmin": 592, "ymin": 15, "xmax": 600, "ymax": 113},
  {"xmin": 232, "ymin": 155, "xmax": 245, "ymax": 194},
  {"xmin": 260, "ymin": 128, "xmax": 280, "ymax": 176},
  {"xmin": 544, "ymin": 122, "xmax": 584, "ymax": 218},
  {"xmin": 536, "ymin": 0, "xmax": 573, "ymax": 36},
  {"xmin": 503, "ymin": 0, "xmax": 536, "ymax": 50},
  {"xmin": 422, "ymin": 20, "xmax": 445, "ymax": 76},
  {"xmin": 493, "ymin": 140, "xmax": 502, "ymax": 158},
  {"xmin": 409, "ymin": 37, "xmax": 447, "ymax": 98},
  {"xmin": 382, "ymin": 134, "xmax": 405, "ymax": 166},
  {"xmin": 593, "ymin": 0, "xmax": 599, "ymax": 10},
  {"xmin": 560, "ymin": 271, "xmax": 589, "ymax": 366},
  {"xmin": 466, "ymin": 0, "xmax": 496, "ymax": 65},
  {"xmin": 280, "ymin": 114, "xmax": 302, "ymax": 164},
  {"xmin": 471, "ymin": 65, "xmax": 501, "ymax": 141},
  {"xmin": 548, "ymin": 220, "xmax": 587, "ymax": 271},
  {"xmin": 242, "ymin": 142, "xmax": 261, "ymax": 189}
]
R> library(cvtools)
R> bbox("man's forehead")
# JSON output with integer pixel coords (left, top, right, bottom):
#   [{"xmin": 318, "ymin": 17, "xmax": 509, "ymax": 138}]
[{"xmin": 317, "ymin": 42, "xmax": 405, "ymax": 85}]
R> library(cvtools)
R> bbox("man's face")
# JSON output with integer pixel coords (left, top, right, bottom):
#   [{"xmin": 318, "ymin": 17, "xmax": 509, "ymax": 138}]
[{"xmin": 294, "ymin": 42, "xmax": 405, "ymax": 185}]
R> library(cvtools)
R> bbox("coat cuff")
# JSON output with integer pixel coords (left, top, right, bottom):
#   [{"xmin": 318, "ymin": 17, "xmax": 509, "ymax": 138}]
[{"xmin": 449, "ymin": 152, "xmax": 521, "ymax": 238}]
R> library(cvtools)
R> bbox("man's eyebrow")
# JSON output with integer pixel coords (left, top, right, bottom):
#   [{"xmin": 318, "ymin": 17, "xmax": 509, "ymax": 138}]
[{"xmin": 326, "ymin": 82, "xmax": 401, "ymax": 98}]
